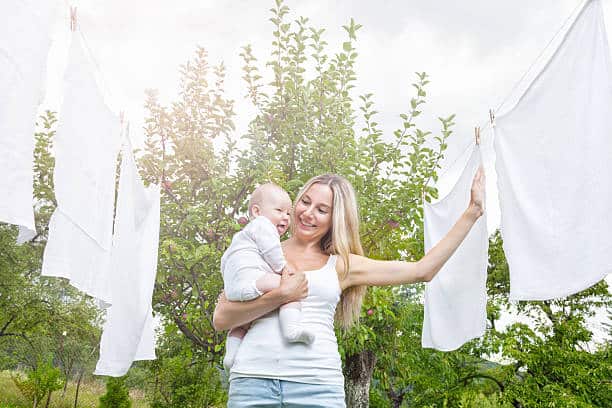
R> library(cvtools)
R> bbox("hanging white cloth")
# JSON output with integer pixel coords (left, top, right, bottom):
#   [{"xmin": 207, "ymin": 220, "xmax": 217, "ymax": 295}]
[
  {"xmin": 422, "ymin": 145, "xmax": 488, "ymax": 351},
  {"xmin": 42, "ymin": 32, "xmax": 121, "ymax": 303},
  {"xmin": 94, "ymin": 138, "xmax": 160, "ymax": 376},
  {"xmin": 494, "ymin": 0, "xmax": 612, "ymax": 300},
  {"xmin": 0, "ymin": 0, "xmax": 57, "ymax": 242}
]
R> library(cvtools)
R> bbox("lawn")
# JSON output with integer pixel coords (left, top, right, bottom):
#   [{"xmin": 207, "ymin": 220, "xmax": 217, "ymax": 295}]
[{"xmin": 0, "ymin": 371, "xmax": 149, "ymax": 408}]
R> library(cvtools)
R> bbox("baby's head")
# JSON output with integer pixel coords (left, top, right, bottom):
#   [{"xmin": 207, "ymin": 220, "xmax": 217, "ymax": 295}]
[{"xmin": 249, "ymin": 183, "xmax": 292, "ymax": 235}]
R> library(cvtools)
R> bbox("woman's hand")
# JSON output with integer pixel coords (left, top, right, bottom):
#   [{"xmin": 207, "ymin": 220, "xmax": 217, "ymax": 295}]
[
  {"xmin": 279, "ymin": 266, "xmax": 308, "ymax": 303},
  {"xmin": 212, "ymin": 268, "xmax": 308, "ymax": 331},
  {"xmin": 468, "ymin": 165, "xmax": 486, "ymax": 219}
]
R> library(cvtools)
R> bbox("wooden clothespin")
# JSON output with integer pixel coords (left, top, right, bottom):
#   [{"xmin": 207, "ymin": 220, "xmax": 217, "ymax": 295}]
[
  {"xmin": 475, "ymin": 126, "xmax": 481, "ymax": 146},
  {"xmin": 70, "ymin": 6, "xmax": 78, "ymax": 32},
  {"xmin": 489, "ymin": 109, "xmax": 495, "ymax": 126}
]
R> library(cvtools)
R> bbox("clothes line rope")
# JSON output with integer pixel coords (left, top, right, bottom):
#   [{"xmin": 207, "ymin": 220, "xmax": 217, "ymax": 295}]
[{"xmin": 426, "ymin": 0, "xmax": 588, "ymax": 191}]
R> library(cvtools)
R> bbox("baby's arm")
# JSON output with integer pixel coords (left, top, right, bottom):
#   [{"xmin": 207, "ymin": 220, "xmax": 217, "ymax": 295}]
[{"xmin": 243, "ymin": 216, "xmax": 286, "ymax": 273}]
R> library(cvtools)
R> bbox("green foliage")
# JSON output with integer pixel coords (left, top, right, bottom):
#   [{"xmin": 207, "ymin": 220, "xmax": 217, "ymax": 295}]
[
  {"xmin": 12, "ymin": 359, "xmax": 64, "ymax": 405},
  {"xmin": 146, "ymin": 332, "xmax": 226, "ymax": 408},
  {"xmin": 99, "ymin": 376, "xmax": 132, "ymax": 408}
]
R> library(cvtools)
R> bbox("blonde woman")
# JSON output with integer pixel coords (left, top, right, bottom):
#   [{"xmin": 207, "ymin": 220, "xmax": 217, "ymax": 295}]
[{"xmin": 214, "ymin": 172, "xmax": 485, "ymax": 407}]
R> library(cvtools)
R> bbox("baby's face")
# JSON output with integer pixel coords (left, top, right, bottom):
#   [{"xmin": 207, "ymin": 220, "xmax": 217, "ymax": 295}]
[{"xmin": 258, "ymin": 191, "xmax": 292, "ymax": 235}]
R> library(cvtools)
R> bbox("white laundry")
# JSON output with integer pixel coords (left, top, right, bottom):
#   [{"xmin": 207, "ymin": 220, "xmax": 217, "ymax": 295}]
[
  {"xmin": 494, "ymin": 0, "xmax": 612, "ymax": 301},
  {"xmin": 422, "ymin": 146, "xmax": 488, "ymax": 351},
  {"xmin": 42, "ymin": 33, "xmax": 121, "ymax": 303},
  {"xmin": 95, "ymin": 138, "xmax": 160, "ymax": 377},
  {"xmin": 0, "ymin": 0, "xmax": 57, "ymax": 242}
]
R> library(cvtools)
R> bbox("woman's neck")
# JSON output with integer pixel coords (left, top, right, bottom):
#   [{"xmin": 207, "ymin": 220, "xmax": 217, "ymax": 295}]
[{"xmin": 285, "ymin": 235, "xmax": 323, "ymax": 254}]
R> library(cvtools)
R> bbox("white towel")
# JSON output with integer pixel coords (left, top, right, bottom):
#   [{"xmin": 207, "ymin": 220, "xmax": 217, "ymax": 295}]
[
  {"xmin": 422, "ymin": 146, "xmax": 488, "ymax": 351},
  {"xmin": 494, "ymin": 0, "xmax": 612, "ymax": 301},
  {"xmin": 94, "ymin": 138, "xmax": 160, "ymax": 376},
  {"xmin": 42, "ymin": 33, "xmax": 121, "ymax": 303},
  {"xmin": 0, "ymin": 0, "xmax": 57, "ymax": 242}
]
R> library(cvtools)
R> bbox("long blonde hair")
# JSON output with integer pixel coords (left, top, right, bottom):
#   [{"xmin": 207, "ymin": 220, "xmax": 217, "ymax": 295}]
[{"xmin": 292, "ymin": 174, "xmax": 365, "ymax": 329}]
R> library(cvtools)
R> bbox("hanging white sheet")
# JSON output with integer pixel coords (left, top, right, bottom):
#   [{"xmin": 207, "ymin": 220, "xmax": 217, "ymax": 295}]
[
  {"xmin": 42, "ymin": 32, "xmax": 121, "ymax": 303},
  {"xmin": 0, "ymin": 0, "xmax": 57, "ymax": 242},
  {"xmin": 494, "ymin": 0, "xmax": 612, "ymax": 300},
  {"xmin": 94, "ymin": 139, "xmax": 160, "ymax": 376},
  {"xmin": 422, "ymin": 146, "xmax": 488, "ymax": 351}
]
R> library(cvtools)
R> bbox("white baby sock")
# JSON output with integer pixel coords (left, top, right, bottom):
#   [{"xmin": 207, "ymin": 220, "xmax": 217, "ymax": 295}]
[
  {"xmin": 223, "ymin": 335, "xmax": 242, "ymax": 371},
  {"xmin": 279, "ymin": 303, "xmax": 315, "ymax": 344}
]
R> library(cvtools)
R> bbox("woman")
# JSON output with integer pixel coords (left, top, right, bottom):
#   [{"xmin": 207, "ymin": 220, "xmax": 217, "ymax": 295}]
[{"xmin": 213, "ymin": 171, "xmax": 485, "ymax": 407}]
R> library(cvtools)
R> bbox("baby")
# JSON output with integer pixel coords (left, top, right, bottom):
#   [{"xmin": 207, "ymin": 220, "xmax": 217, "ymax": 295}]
[{"xmin": 221, "ymin": 182, "xmax": 315, "ymax": 370}]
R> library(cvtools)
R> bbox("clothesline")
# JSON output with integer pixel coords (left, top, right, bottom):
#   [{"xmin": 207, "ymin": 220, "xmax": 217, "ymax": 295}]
[{"xmin": 430, "ymin": 0, "xmax": 587, "ymax": 186}]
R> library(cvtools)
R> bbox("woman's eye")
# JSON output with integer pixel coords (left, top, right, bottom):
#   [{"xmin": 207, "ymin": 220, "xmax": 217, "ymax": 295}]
[{"xmin": 318, "ymin": 209, "xmax": 327, "ymax": 214}]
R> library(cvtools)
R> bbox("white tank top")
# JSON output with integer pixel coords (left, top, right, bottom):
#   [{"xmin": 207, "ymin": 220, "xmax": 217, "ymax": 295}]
[{"xmin": 229, "ymin": 254, "xmax": 343, "ymax": 386}]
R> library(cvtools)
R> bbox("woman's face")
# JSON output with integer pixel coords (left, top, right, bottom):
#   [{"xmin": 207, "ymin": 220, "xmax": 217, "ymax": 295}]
[{"xmin": 293, "ymin": 183, "xmax": 333, "ymax": 243}]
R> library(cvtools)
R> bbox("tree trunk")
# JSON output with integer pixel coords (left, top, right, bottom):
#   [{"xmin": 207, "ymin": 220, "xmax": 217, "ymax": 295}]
[
  {"xmin": 74, "ymin": 370, "xmax": 84, "ymax": 408},
  {"xmin": 344, "ymin": 351, "xmax": 377, "ymax": 408},
  {"xmin": 44, "ymin": 391, "xmax": 52, "ymax": 408}
]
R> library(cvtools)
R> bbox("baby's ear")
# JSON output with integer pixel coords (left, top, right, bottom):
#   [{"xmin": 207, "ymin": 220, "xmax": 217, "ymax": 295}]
[{"xmin": 251, "ymin": 204, "xmax": 261, "ymax": 217}]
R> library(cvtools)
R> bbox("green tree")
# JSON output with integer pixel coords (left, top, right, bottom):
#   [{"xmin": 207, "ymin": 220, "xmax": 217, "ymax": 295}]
[
  {"xmin": 141, "ymin": 2, "xmax": 453, "ymax": 407},
  {"xmin": 483, "ymin": 231, "xmax": 612, "ymax": 408}
]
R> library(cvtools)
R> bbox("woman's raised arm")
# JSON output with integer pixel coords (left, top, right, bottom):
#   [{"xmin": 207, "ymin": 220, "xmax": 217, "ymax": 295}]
[
  {"xmin": 343, "ymin": 166, "xmax": 486, "ymax": 289},
  {"xmin": 212, "ymin": 269, "xmax": 308, "ymax": 331}
]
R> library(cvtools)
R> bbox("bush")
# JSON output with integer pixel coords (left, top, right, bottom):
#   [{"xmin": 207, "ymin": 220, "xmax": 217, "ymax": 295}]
[
  {"xmin": 99, "ymin": 376, "xmax": 132, "ymax": 408},
  {"xmin": 12, "ymin": 359, "xmax": 64, "ymax": 406}
]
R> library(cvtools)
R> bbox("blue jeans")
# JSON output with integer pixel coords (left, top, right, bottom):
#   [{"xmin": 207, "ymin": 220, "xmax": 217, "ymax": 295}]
[{"xmin": 227, "ymin": 377, "xmax": 346, "ymax": 407}]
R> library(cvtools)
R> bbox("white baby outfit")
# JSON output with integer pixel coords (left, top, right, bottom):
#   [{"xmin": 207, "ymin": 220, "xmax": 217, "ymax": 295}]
[{"xmin": 221, "ymin": 216, "xmax": 286, "ymax": 302}]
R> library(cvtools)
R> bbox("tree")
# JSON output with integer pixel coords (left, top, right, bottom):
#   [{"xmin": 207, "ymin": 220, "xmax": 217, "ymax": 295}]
[
  {"xmin": 141, "ymin": 2, "xmax": 453, "ymax": 406},
  {"xmin": 483, "ymin": 231, "xmax": 612, "ymax": 408}
]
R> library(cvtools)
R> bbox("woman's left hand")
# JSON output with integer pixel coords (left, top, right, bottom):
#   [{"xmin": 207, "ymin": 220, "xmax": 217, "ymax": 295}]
[{"xmin": 469, "ymin": 165, "xmax": 486, "ymax": 217}]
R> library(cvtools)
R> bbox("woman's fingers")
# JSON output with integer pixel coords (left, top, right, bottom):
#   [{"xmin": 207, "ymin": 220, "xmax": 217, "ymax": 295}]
[
  {"xmin": 470, "ymin": 165, "xmax": 486, "ymax": 214},
  {"xmin": 279, "ymin": 271, "xmax": 308, "ymax": 302}
]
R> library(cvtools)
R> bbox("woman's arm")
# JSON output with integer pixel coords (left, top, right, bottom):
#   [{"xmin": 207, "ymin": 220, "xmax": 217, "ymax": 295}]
[
  {"xmin": 343, "ymin": 166, "xmax": 485, "ymax": 289},
  {"xmin": 212, "ymin": 269, "xmax": 308, "ymax": 331}
]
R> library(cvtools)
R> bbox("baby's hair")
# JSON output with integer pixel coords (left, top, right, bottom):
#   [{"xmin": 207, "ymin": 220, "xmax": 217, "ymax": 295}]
[{"xmin": 248, "ymin": 182, "xmax": 287, "ymax": 217}]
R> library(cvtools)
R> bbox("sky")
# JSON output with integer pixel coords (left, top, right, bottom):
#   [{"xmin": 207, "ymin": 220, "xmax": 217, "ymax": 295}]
[
  {"xmin": 43, "ymin": 0, "xmax": 612, "ymax": 232},
  {"xmin": 40, "ymin": 0, "xmax": 611, "ymax": 345}
]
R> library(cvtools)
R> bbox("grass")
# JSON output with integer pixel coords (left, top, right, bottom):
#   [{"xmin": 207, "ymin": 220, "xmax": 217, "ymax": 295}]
[{"xmin": 0, "ymin": 370, "xmax": 149, "ymax": 408}]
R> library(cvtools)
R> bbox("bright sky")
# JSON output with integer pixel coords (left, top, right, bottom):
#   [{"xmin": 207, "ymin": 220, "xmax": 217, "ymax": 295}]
[
  {"xmin": 43, "ymin": 0, "xmax": 612, "ymax": 234},
  {"xmin": 40, "ymin": 0, "xmax": 610, "ymax": 344}
]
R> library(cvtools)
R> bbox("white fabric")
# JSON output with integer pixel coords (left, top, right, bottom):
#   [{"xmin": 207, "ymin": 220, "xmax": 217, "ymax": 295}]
[
  {"xmin": 494, "ymin": 0, "xmax": 612, "ymax": 300},
  {"xmin": 94, "ymin": 139, "xmax": 160, "ymax": 376},
  {"xmin": 230, "ymin": 255, "xmax": 343, "ymax": 386},
  {"xmin": 422, "ymin": 146, "xmax": 488, "ymax": 351},
  {"xmin": 221, "ymin": 215, "xmax": 286, "ymax": 302},
  {"xmin": 0, "ymin": 0, "xmax": 57, "ymax": 241},
  {"xmin": 41, "ymin": 33, "xmax": 121, "ymax": 303}
]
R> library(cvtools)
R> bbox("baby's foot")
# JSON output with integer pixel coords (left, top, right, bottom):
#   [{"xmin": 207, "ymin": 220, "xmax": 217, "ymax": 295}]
[{"xmin": 287, "ymin": 329, "xmax": 315, "ymax": 345}]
